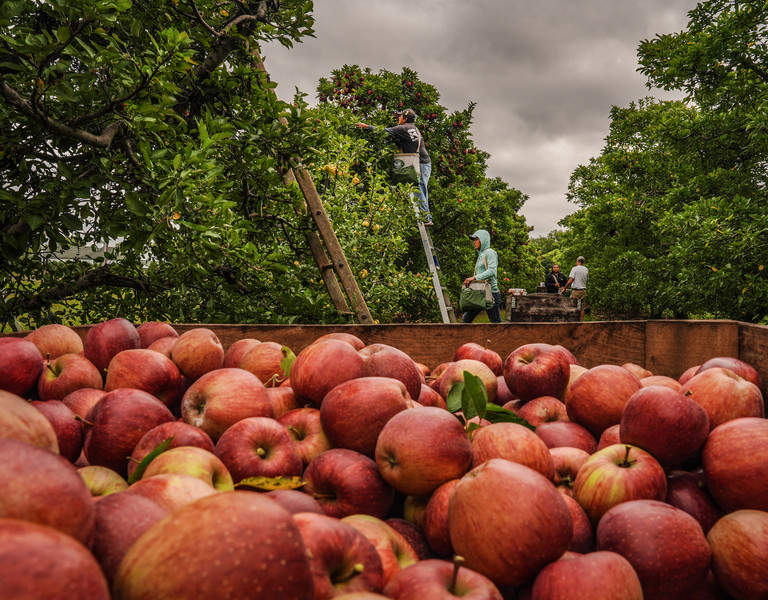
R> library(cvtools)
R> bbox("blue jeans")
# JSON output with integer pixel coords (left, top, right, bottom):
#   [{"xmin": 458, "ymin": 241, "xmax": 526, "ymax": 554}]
[
  {"xmin": 416, "ymin": 161, "xmax": 432, "ymax": 221},
  {"xmin": 462, "ymin": 291, "xmax": 503, "ymax": 323}
]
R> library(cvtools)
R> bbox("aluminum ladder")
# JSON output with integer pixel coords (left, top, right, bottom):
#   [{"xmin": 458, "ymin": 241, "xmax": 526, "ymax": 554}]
[{"xmin": 414, "ymin": 212, "xmax": 458, "ymax": 323}]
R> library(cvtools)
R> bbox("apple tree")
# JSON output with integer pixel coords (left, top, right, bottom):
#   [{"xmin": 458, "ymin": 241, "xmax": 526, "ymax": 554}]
[
  {"xmin": 561, "ymin": 0, "xmax": 768, "ymax": 322},
  {"xmin": 315, "ymin": 64, "xmax": 543, "ymax": 311}
]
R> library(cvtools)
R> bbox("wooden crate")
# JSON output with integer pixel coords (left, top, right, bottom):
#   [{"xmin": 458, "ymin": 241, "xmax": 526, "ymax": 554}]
[
  {"xmin": 505, "ymin": 293, "xmax": 581, "ymax": 322},
  {"xmin": 7, "ymin": 320, "xmax": 768, "ymax": 395}
]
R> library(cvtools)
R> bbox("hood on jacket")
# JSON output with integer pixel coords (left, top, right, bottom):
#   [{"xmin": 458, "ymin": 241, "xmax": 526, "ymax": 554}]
[{"xmin": 470, "ymin": 229, "xmax": 491, "ymax": 254}]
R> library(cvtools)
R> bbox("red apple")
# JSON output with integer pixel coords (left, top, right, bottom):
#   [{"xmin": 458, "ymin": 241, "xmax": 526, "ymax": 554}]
[
  {"xmin": 277, "ymin": 407, "xmax": 333, "ymax": 466},
  {"xmin": 701, "ymin": 416, "xmax": 768, "ymax": 512},
  {"xmin": 222, "ymin": 337, "xmax": 261, "ymax": 368},
  {"xmin": 550, "ymin": 446, "xmax": 591, "ymax": 496},
  {"xmin": 25, "ymin": 323, "xmax": 84, "ymax": 358},
  {"xmin": 530, "ymin": 551, "xmax": 642, "ymax": 600},
  {"xmin": 596, "ymin": 499, "xmax": 712, "ymax": 600},
  {"xmin": 146, "ymin": 335, "xmax": 177, "ymax": 357},
  {"xmin": 104, "ymin": 348, "xmax": 185, "ymax": 410},
  {"xmin": 359, "ymin": 343, "xmax": 423, "ymax": 401},
  {"xmin": 266, "ymin": 385, "xmax": 300, "ymax": 417},
  {"xmin": 301, "ymin": 448, "xmax": 394, "ymax": 520},
  {"xmin": 266, "ymin": 489, "xmax": 325, "ymax": 514},
  {"xmin": 504, "ymin": 343, "xmax": 571, "ymax": 402},
  {"xmin": 696, "ymin": 356, "xmax": 763, "ymax": 390},
  {"xmin": 562, "ymin": 493, "xmax": 594, "ymax": 553},
  {"xmin": 113, "ymin": 491, "xmax": 315, "ymax": 600},
  {"xmin": 402, "ymin": 494, "xmax": 429, "ymax": 530},
  {"xmin": 454, "ymin": 342, "xmax": 504, "ymax": 376},
  {"xmin": 678, "ymin": 365, "xmax": 699, "ymax": 386},
  {"xmin": 136, "ymin": 321, "xmax": 179, "ymax": 348},
  {"xmin": 515, "ymin": 395, "xmax": 569, "ymax": 426},
  {"xmin": 448, "ymin": 458, "xmax": 573, "ymax": 588},
  {"xmin": 597, "ymin": 423, "xmax": 621, "ymax": 450},
  {"xmin": 294, "ymin": 511, "xmax": 385, "ymax": 597},
  {"xmin": 61, "ymin": 387, "xmax": 106, "ymax": 421},
  {"xmin": 123, "ymin": 472, "xmax": 219, "ymax": 512},
  {"xmin": 0, "ymin": 337, "xmax": 44, "ymax": 396},
  {"xmin": 619, "ymin": 385, "xmax": 710, "ymax": 468},
  {"xmin": 170, "ymin": 327, "xmax": 224, "ymax": 381},
  {"xmin": 37, "ymin": 352, "xmax": 103, "ymax": 401},
  {"xmin": 90, "ymin": 491, "xmax": 169, "ymax": 583},
  {"xmin": 438, "ymin": 359, "xmax": 498, "ymax": 403},
  {"xmin": 314, "ymin": 331, "xmax": 366, "ymax": 350},
  {"xmin": 291, "ymin": 338, "xmax": 366, "ymax": 405},
  {"xmin": 621, "ymin": 362, "xmax": 652, "ymax": 379},
  {"xmin": 239, "ymin": 340, "xmax": 288, "ymax": 387},
  {"xmin": 383, "ymin": 557, "xmax": 504, "ymax": 600},
  {"xmin": 341, "ymin": 514, "xmax": 419, "ymax": 584},
  {"xmin": 535, "ymin": 420, "xmax": 597, "ymax": 454},
  {"xmin": 0, "ymin": 518, "xmax": 110, "ymax": 599},
  {"xmin": 554, "ymin": 344, "xmax": 580, "ymax": 365},
  {"xmin": 31, "ymin": 399, "xmax": 83, "ymax": 462},
  {"xmin": 78, "ymin": 465, "xmax": 129, "ymax": 498},
  {"xmin": 422, "ymin": 478, "xmax": 459, "ymax": 558},
  {"xmin": 180, "ymin": 367, "xmax": 272, "ymax": 442},
  {"xmin": 470, "ymin": 421, "xmax": 554, "ymax": 480},
  {"xmin": 573, "ymin": 444, "xmax": 667, "ymax": 524},
  {"xmin": 375, "ymin": 406, "xmax": 473, "ymax": 496},
  {"xmin": 640, "ymin": 375, "xmax": 681, "ymax": 390},
  {"xmin": 664, "ymin": 470, "xmax": 721, "ymax": 534},
  {"xmin": 495, "ymin": 375, "xmax": 518, "ymax": 406},
  {"xmin": 385, "ymin": 518, "xmax": 434, "ymax": 561},
  {"xmin": 127, "ymin": 420, "xmax": 215, "ymax": 478},
  {"xmin": 320, "ymin": 376, "xmax": 409, "ymax": 458},
  {"xmin": 83, "ymin": 387, "xmax": 175, "ymax": 477},
  {"xmin": 83, "ymin": 317, "xmax": 141, "ymax": 376},
  {"xmin": 214, "ymin": 416, "xmax": 302, "ymax": 483},
  {"xmin": 417, "ymin": 383, "xmax": 447, "ymax": 408},
  {"xmin": 564, "ymin": 364, "xmax": 642, "ymax": 437},
  {"xmin": 679, "ymin": 367, "xmax": 764, "ymax": 430},
  {"xmin": 707, "ymin": 509, "xmax": 768, "ymax": 600},
  {"xmin": 141, "ymin": 445, "xmax": 234, "ymax": 491},
  {"xmin": 0, "ymin": 389, "xmax": 59, "ymax": 452},
  {"xmin": 0, "ymin": 437, "xmax": 95, "ymax": 544}
]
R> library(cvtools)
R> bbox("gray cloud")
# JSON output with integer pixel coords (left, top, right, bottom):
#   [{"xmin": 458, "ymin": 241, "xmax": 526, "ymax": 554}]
[{"xmin": 264, "ymin": 0, "xmax": 698, "ymax": 235}]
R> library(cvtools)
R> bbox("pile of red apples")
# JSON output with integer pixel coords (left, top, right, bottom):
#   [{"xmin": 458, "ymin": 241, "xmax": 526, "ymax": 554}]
[{"xmin": 1, "ymin": 318, "xmax": 767, "ymax": 600}]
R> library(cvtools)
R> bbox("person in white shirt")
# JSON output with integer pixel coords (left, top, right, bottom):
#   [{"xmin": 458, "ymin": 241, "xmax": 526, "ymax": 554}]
[{"xmin": 563, "ymin": 256, "xmax": 589, "ymax": 321}]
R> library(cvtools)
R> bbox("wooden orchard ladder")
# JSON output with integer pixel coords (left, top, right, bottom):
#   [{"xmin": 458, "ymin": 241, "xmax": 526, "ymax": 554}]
[{"xmin": 251, "ymin": 49, "xmax": 372, "ymax": 324}]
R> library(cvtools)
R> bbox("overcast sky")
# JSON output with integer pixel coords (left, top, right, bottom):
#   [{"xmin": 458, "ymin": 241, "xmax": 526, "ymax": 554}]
[{"xmin": 263, "ymin": 0, "xmax": 700, "ymax": 237}]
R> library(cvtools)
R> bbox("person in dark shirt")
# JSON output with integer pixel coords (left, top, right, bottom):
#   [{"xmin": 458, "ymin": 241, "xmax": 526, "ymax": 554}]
[
  {"xmin": 356, "ymin": 108, "xmax": 432, "ymax": 224},
  {"xmin": 545, "ymin": 264, "xmax": 567, "ymax": 294}
]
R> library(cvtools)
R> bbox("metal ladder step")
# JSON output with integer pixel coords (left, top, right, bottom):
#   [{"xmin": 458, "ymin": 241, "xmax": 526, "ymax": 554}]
[{"xmin": 413, "ymin": 208, "xmax": 457, "ymax": 323}]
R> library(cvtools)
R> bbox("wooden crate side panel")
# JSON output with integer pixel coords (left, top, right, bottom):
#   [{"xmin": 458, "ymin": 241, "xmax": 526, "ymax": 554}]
[
  {"xmin": 645, "ymin": 320, "xmax": 740, "ymax": 379},
  {"xmin": 739, "ymin": 323, "xmax": 768, "ymax": 397}
]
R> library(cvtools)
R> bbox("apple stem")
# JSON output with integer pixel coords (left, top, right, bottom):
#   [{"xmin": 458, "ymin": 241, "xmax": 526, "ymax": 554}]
[
  {"xmin": 287, "ymin": 426, "xmax": 305, "ymax": 441},
  {"xmin": 619, "ymin": 445, "xmax": 636, "ymax": 468},
  {"xmin": 450, "ymin": 555, "xmax": 465, "ymax": 594},
  {"xmin": 256, "ymin": 447, "xmax": 266, "ymax": 457},
  {"xmin": 336, "ymin": 563, "xmax": 365, "ymax": 584},
  {"xmin": 46, "ymin": 361, "xmax": 57, "ymax": 374},
  {"xmin": 74, "ymin": 414, "xmax": 94, "ymax": 427}
]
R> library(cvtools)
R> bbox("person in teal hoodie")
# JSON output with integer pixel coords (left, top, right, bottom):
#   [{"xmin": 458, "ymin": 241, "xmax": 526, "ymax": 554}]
[{"xmin": 462, "ymin": 229, "xmax": 502, "ymax": 323}]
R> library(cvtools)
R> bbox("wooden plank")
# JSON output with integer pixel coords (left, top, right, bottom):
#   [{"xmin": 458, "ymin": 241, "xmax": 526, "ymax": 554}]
[
  {"xmin": 645, "ymin": 320, "xmax": 740, "ymax": 379},
  {"xmin": 505, "ymin": 294, "xmax": 581, "ymax": 322},
  {"xmin": 739, "ymin": 322, "xmax": 768, "ymax": 397}
]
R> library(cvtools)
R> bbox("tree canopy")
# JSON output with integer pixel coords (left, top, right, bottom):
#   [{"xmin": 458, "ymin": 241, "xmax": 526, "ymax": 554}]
[
  {"xmin": 560, "ymin": 0, "xmax": 768, "ymax": 322},
  {"xmin": 1, "ymin": 0, "xmax": 540, "ymax": 331}
]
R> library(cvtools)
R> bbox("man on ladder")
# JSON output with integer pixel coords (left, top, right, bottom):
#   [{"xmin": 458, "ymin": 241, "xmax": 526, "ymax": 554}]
[
  {"xmin": 356, "ymin": 108, "xmax": 432, "ymax": 225},
  {"xmin": 357, "ymin": 108, "xmax": 457, "ymax": 322}
]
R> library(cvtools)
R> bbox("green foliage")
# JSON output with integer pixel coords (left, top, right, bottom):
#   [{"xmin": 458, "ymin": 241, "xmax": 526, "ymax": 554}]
[
  {"xmin": 446, "ymin": 371, "xmax": 533, "ymax": 439},
  {"xmin": 0, "ymin": 2, "xmax": 540, "ymax": 329},
  {"xmin": 560, "ymin": 1, "xmax": 768, "ymax": 322}
]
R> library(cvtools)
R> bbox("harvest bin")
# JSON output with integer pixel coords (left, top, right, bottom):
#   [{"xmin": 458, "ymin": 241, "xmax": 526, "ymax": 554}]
[{"xmin": 54, "ymin": 319, "xmax": 768, "ymax": 395}]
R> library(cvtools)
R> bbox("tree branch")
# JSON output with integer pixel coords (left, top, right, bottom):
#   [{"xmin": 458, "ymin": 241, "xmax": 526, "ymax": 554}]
[{"xmin": 1, "ymin": 77, "xmax": 123, "ymax": 148}]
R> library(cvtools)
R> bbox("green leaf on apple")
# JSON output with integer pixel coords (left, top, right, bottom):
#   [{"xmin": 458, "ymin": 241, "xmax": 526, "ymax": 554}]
[
  {"xmin": 235, "ymin": 475, "xmax": 307, "ymax": 491},
  {"xmin": 280, "ymin": 346, "xmax": 296, "ymax": 380},
  {"xmin": 127, "ymin": 437, "xmax": 174, "ymax": 484},
  {"xmin": 483, "ymin": 403, "xmax": 535, "ymax": 430}
]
